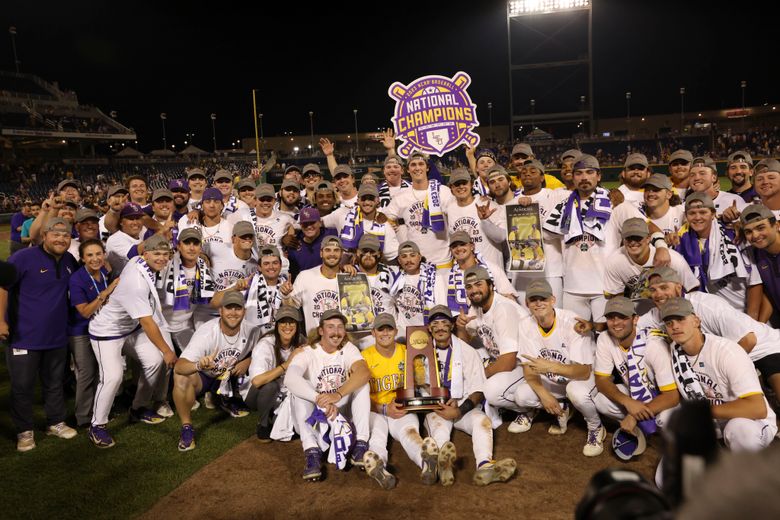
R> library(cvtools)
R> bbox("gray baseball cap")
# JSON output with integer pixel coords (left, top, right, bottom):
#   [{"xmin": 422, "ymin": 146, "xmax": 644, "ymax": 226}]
[
  {"xmin": 511, "ymin": 143, "xmax": 533, "ymax": 157},
  {"xmin": 398, "ymin": 241, "xmax": 420, "ymax": 254},
  {"xmin": 574, "ymin": 154, "xmax": 600, "ymax": 170},
  {"xmin": 755, "ymin": 158, "xmax": 780, "ymax": 175},
  {"xmin": 668, "ymin": 150, "xmax": 693, "ymax": 164},
  {"xmin": 57, "ymin": 179, "xmax": 81, "ymax": 192},
  {"xmin": 316, "ymin": 180, "xmax": 335, "ymax": 193},
  {"xmin": 152, "ymin": 188, "xmax": 174, "ymax": 201},
  {"xmin": 221, "ymin": 291, "xmax": 245, "ymax": 308},
  {"xmin": 685, "ymin": 192, "xmax": 715, "ymax": 211},
  {"xmin": 691, "ymin": 156, "xmax": 717, "ymax": 172},
  {"xmin": 187, "ymin": 168, "xmax": 207, "ymax": 179},
  {"xmin": 526, "ymin": 279, "xmax": 553, "ymax": 299},
  {"xmin": 487, "ymin": 165, "xmax": 511, "ymax": 181},
  {"xmin": 357, "ymin": 233, "xmax": 381, "ymax": 252},
  {"xmin": 143, "ymin": 234, "xmax": 172, "ymax": 252},
  {"xmin": 525, "ymin": 160, "xmax": 546, "ymax": 173},
  {"xmin": 44, "ymin": 217, "xmax": 72, "ymax": 233},
  {"xmin": 372, "ymin": 313, "xmax": 396, "ymax": 330},
  {"xmin": 740, "ymin": 204, "xmax": 776, "ymax": 226},
  {"xmin": 604, "ymin": 296, "xmax": 636, "ymax": 318},
  {"xmin": 302, "ymin": 163, "xmax": 322, "ymax": 175},
  {"xmin": 281, "ymin": 178, "xmax": 301, "ymax": 191},
  {"xmin": 178, "ymin": 227, "xmax": 202, "ymax": 243},
  {"xmin": 428, "ymin": 305, "xmax": 454, "ymax": 321},
  {"xmin": 643, "ymin": 173, "xmax": 672, "ymax": 190},
  {"xmin": 621, "ymin": 218, "xmax": 650, "ymax": 239},
  {"xmin": 624, "ymin": 153, "xmax": 649, "ymax": 169},
  {"xmin": 75, "ymin": 208, "xmax": 99, "ymax": 223},
  {"xmin": 213, "ymin": 169, "xmax": 233, "ymax": 183},
  {"xmin": 284, "ymin": 165, "xmax": 302, "ymax": 174},
  {"xmin": 333, "ymin": 165, "xmax": 353, "ymax": 179},
  {"xmin": 259, "ymin": 245, "xmax": 281, "ymax": 258},
  {"xmin": 384, "ymin": 156, "xmax": 404, "ymax": 167},
  {"xmin": 449, "ymin": 230, "xmax": 472, "ymax": 247},
  {"xmin": 358, "ymin": 182, "xmax": 379, "ymax": 198},
  {"xmin": 236, "ymin": 178, "xmax": 256, "ymax": 191},
  {"xmin": 276, "ymin": 305, "xmax": 302, "ymax": 322},
  {"xmin": 255, "ymin": 183, "xmax": 275, "ymax": 199},
  {"xmin": 561, "ymin": 149, "xmax": 582, "ymax": 162},
  {"xmin": 232, "ymin": 221, "xmax": 256, "ymax": 237},
  {"xmin": 320, "ymin": 235, "xmax": 343, "ymax": 250},
  {"xmin": 319, "ymin": 308, "xmax": 347, "ymax": 325},
  {"xmin": 659, "ymin": 297, "xmax": 695, "ymax": 321},
  {"xmin": 448, "ymin": 168, "xmax": 472, "ymax": 185},
  {"xmin": 727, "ymin": 150, "xmax": 753, "ymax": 166},
  {"xmin": 464, "ymin": 265, "xmax": 491, "ymax": 283},
  {"xmin": 647, "ymin": 266, "xmax": 682, "ymax": 285},
  {"xmin": 108, "ymin": 184, "xmax": 128, "ymax": 198}
]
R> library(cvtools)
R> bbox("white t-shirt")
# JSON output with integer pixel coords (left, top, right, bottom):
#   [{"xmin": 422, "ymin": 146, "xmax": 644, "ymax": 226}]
[
  {"xmin": 178, "ymin": 215, "xmax": 233, "ymax": 253},
  {"xmin": 594, "ymin": 329, "xmax": 676, "ymax": 393},
  {"xmin": 89, "ymin": 260, "xmax": 159, "ymax": 338},
  {"xmin": 288, "ymin": 342, "xmax": 364, "ymax": 393},
  {"xmin": 289, "ymin": 267, "xmax": 341, "ymax": 336},
  {"xmin": 603, "ymin": 245, "xmax": 699, "ymax": 302},
  {"xmin": 444, "ymin": 198, "xmax": 504, "ymax": 269},
  {"xmin": 392, "ymin": 270, "xmax": 448, "ymax": 338},
  {"xmin": 68, "ymin": 238, "xmax": 81, "ymax": 262},
  {"xmin": 712, "ymin": 191, "xmax": 747, "ymax": 217},
  {"xmin": 340, "ymin": 193, "xmax": 358, "ymax": 209},
  {"xmin": 383, "ymin": 185, "xmax": 454, "ymax": 266},
  {"xmin": 618, "ymin": 185, "xmax": 645, "ymax": 209},
  {"xmin": 516, "ymin": 308, "xmax": 595, "ymax": 384},
  {"xmin": 228, "ymin": 208, "xmax": 293, "ymax": 249},
  {"xmin": 248, "ymin": 335, "xmax": 295, "ymax": 392},
  {"xmin": 465, "ymin": 293, "xmax": 529, "ymax": 362},
  {"xmin": 209, "ymin": 243, "xmax": 259, "ymax": 292},
  {"xmin": 434, "ymin": 337, "xmax": 486, "ymax": 404},
  {"xmin": 105, "ymin": 230, "xmax": 141, "ymax": 274},
  {"xmin": 705, "ymin": 252, "xmax": 761, "ymax": 312}
]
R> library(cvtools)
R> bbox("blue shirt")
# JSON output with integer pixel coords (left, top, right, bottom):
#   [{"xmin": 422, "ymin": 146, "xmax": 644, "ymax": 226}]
[
  {"xmin": 68, "ymin": 266, "xmax": 110, "ymax": 337},
  {"xmin": 751, "ymin": 246, "xmax": 780, "ymax": 309},
  {"xmin": 10, "ymin": 212, "xmax": 27, "ymax": 242},
  {"xmin": 5, "ymin": 246, "xmax": 78, "ymax": 350},
  {"xmin": 288, "ymin": 227, "xmax": 337, "ymax": 280},
  {"xmin": 20, "ymin": 217, "xmax": 34, "ymax": 239}
]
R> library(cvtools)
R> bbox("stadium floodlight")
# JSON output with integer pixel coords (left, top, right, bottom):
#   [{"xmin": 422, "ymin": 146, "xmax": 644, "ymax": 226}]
[{"xmin": 508, "ymin": 0, "xmax": 589, "ymax": 17}]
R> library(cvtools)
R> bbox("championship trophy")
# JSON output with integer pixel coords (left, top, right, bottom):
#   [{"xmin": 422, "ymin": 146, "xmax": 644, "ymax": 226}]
[{"xmin": 396, "ymin": 326, "xmax": 449, "ymax": 410}]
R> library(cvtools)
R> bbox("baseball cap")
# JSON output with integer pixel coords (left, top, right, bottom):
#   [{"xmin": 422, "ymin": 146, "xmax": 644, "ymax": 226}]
[
  {"xmin": 612, "ymin": 426, "xmax": 647, "ymax": 461},
  {"xmin": 255, "ymin": 183, "xmax": 275, "ymax": 199},
  {"xmin": 302, "ymin": 163, "xmax": 322, "ymax": 175},
  {"xmin": 57, "ymin": 179, "xmax": 81, "ymax": 192},
  {"xmin": 449, "ymin": 230, "xmax": 472, "ymax": 247},
  {"xmin": 316, "ymin": 180, "xmax": 335, "ymax": 193},
  {"xmin": 187, "ymin": 168, "xmax": 207, "ymax": 180},
  {"xmin": 574, "ymin": 154, "xmax": 600, "ymax": 170},
  {"xmin": 358, "ymin": 233, "xmax": 381, "ymax": 252},
  {"xmin": 143, "ymin": 234, "xmax": 172, "ymax": 252},
  {"xmin": 526, "ymin": 279, "xmax": 553, "ymax": 299},
  {"xmin": 333, "ymin": 165, "xmax": 353, "ymax": 179},
  {"xmin": 75, "ymin": 208, "xmax": 99, "ymax": 223},
  {"xmin": 525, "ymin": 160, "xmax": 545, "ymax": 173},
  {"xmin": 43, "ymin": 217, "xmax": 72, "ymax": 233},
  {"xmin": 398, "ymin": 241, "xmax": 420, "ymax": 254},
  {"xmin": 320, "ymin": 236, "xmax": 343, "ymax": 250},
  {"xmin": 621, "ymin": 218, "xmax": 649, "ymax": 239},
  {"xmin": 299, "ymin": 207, "xmax": 321, "ymax": 223},
  {"xmin": 754, "ymin": 158, "xmax": 780, "ymax": 175},
  {"xmin": 319, "ymin": 308, "xmax": 347, "ymax": 326},
  {"xmin": 604, "ymin": 296, "xmax": 636, "ymax": 318},
  {"xmin": 668, "ymin": 150, "xmax": 693, "ymax": 164},
  {"xmin": 63, "ymin": 200, "xmax": 78, "ymax": 209},
  {"xmin": 487, "ymin": 165, "xmax": 511, "ymax": 182},
  {"xmin": 152, "ymin": 189, "xmax": 174, "ymax": 201},
  {"xmin": 643, "ymin": 173, "xmax": 672, "ymax": 191},
  {"xmin": 120, "ymin": 202, "xmax": 145, "ymax": 219},
  {"xmin": 561, "ymin": 149, "xmax": 582, "ymax": 162},
  {"xmin": 281, "ymin": 178, "xmax": 301, "ymax": 191},
  {"xmin": 691, "ymin": 156, "xmax": 716, "ymax": 171},
  {"xmin": 464, "ymin": 265, "xmax": 491, "ymax": 283},
  {"xmin": 448, "ymin": 168, "xmax": 472, "ymax": 185},
  {"xmin": 684, "ymin": 192, "xmax": 715, "ymax": 211},
  {"xmin": 659, "ymin": 297, "xmax": 695, "ymax": 321},
  {"xmin": 178, "ymin": 228, "xmax": 202, "ymax": 243},
  {"xmin": 511, "ymin": 143, "xmax": 533, "ymax": 157},
  {"xmin": 361, "ymin": 172, "xmax": 379, "ymax": 184},
  {"xmin": 259, "ymin": 245, "xmax": 281, "ymax": 258},
  {"xmin": 647, "ymin": 266, "xmax": 681, "ymax": 285},
  {"xmin": 476, "ymin": 149, "xmax": 497, "ymax": 162},
  {"xmin": 232, "ymin": 221, "xmax": 256, "ymax": 237},
  {"xmin": 624, "ymin": 153, "xmax": 649, "ymax": 169},
  {"xmin": 168, "ymin": 179, "xmax": 190, "ymax": 192},
  {"xmin": 202, "ymin": 187, "xmax": 223, "ymax": 201},
  {"xmin": 276, "ymin": 305, "xmax": 302, "ymax": 322},
  {"xmin": 220, "ymin": 291, "xmax": 245, "ymax": 308},
  {"xmin": 284, "ymin": 165, "xmax": 302, "ymax": 175},
  {"xmin": 384, "ymin": 156, "xmax": 404, "ymax": 167},
  {"xmin": 373, "ymin": 313, "xmax": 397, "ymax": 330},
  {"xmin": 428, "ymin": 305, "xmax": 453, "ymax": 322},
  {"xmin": 358, "ymin": 183, "xmax": 379, "ymax": 198},
  {"xmin": 213, "ymin": 169, "xmax": 233, "ymax": 183},
  {"xmin": 236, "ymin": 178, "xmax": 256, "ymax": 191},
  {"xmin": 408, "ymin": 151, "xmax": 427, "ymax": 162},
  {"xmin": 727, "ymin": 150, "xmax": 753, "ymax": 166},
  {"xmin": 107, "ymin": 184, "xmax": 128, "ymax": 198},
  {"xmin": 740, "ymin": 203, "xmax": 776, "ymax": 226}
]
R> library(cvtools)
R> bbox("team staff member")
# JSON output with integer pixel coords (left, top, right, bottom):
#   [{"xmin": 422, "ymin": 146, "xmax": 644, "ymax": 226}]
[
  {"xmin": 287, "ymin": 207, "xmax": 337, "ymax": 279},
  {"xmin": 1, "ymin": 218, "xmax": 79, "ymax": 452},
  {"xmin": 88, "ymin": 235, "xmax": 177, "ymax": 449}
]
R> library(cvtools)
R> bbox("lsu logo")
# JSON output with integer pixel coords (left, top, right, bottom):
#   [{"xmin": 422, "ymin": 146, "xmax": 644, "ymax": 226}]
[{"xmin": 388, "ymin": 72, "xmax": 480, "ymax": 158}]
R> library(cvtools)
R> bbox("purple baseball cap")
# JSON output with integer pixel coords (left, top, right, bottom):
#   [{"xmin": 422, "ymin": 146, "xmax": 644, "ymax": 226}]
[
  {"xmin": 299, "ymin": 206, "xmax": 321, "ymax": 223},
  {"xmin": 169, "ymin": 178, "xmax": 190, "ymax": 192},
  {"xmin": 120, "ymin": 202, "xmax": 145, "ymax": 219},
  {"xmin": 202, "ymin": 187, "xmax": 223, "ymax": 201}
]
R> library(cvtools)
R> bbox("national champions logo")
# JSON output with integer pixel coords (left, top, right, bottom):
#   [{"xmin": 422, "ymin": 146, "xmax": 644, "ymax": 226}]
[{"xmin": 388, "ymin": 71, "xmax": 480, "ymax": 158}]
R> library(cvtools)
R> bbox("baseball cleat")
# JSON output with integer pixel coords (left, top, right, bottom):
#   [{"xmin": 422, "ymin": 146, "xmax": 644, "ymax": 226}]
[
  {"xmin": 88, "ymin": 424, "xmax": 116, "ymax": 448},
  {"xmin": 256, "ymin": 421, "xmax": 272, "ymax": 443},
  {"xmin": 364, "ymin": 451, "xmax": 397, "ymax": 490},
  {"xmin": 548, "ymin": 402, "xmax": 573, "ymax": 435},
  {"xmin": 350, "ymin": 440, "xmax": 369, "ymax": 469},
  {"xmin": 218, "ymin": 397, "xmax": 250, "ymax": 418},
  {"xmin": 178, "ymin": 424, "xmax": 196, "ymax": 452},
  {"xmin": 583, "ymin": 425, "xmax": 607, "ymax": 457},
  {"xmin": 203, "ymin": 392, "xmax": 216, "ymax": 409},
  {"xmin": 156, "ymin": 401, "xmax": 174, "ymax": 418},
  {"xmin": 420, "ymin": 437, "xmax": 439, "ymax": 485},
  {"xmin": 438, "ymin": 441, "xmax": 457, "ymax": 487},
  {"xmin": 129, "ymin": 407, "xmax": 166, "ymax": 425},
  {"xmin": 46, "ymin": 421, "xmax": 77, "ymax": 439},
  {"xmin": 191, "ymin": 399, "xmax": 201, "ymax": 412},
  {"xmin": 473, "ymin": 458, "xmax": 517, "ymax": 486},
  {"xmin": 507, "ymin": 410, "xmax": 537, "ymax": 433},
  {"xmin": 16, "ymin": 430, "xmax": 35, "ymax": 452},
  {"xmin": 303, "ymin": 448, "xmax": 323, "ymax": 481}
]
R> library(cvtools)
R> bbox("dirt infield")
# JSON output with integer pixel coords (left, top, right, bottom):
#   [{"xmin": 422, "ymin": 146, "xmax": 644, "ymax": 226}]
[{"xmin": 142, "ymin": 416, "xmax": 660, "ymax": 520}]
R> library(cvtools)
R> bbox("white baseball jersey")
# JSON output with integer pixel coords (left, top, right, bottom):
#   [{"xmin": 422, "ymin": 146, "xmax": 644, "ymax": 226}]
[
  {"xmin": 603, "ymin": 245, "xmax": 699, "ymax": 299},
  {"xmin": 178, "ymin": 215, "xmax": 233, "ymax": 253},
  {"xmin": 444, "ymin": 198, "xmax": 504, "ymax": 269},
  {"xmin": 516, "ymin": 308, "xmax": 595, "ymax": 385},
  {"xmin": 706, "ymin": 255, "xmax": 761, "ymax": 312},
  {"xmin": 289, "ymin": 267, "xmax": 341, "ymax": 336},
  {"xmin": 105, "ymin": 230, "xmax": 141, "ymax": 274},
  {"xmin": 465, "ymin": 293, "xmax": 529, "ymax": 362},
  {"xmin": 594, "ymin": 330, "xmax": 676, "ymax": 393},
  {"xmin": 228, "ymin": 207, "xmax": 293, "ymax": 249},
  {"xmin": 288, "ymin": 342, "xmax": 363, "ymax": 393},
  {"xmin": 617, "ymin": 185, "xmax": 645, "ymax": 209},
  {"xmin": 209, "ymin": 243, "xmax": 259, "ymax": 292}
]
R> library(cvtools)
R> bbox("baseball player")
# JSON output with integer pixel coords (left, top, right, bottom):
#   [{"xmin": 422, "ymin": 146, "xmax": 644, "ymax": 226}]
[
  {"xmin": 424, "ymin": 305, "xmax": 517, "ymax": 486},
  {"xmin": 616, "ymin": 153, "xmax": 651, "ymax": 209},
  {"xmin": 88, "ymin": 234, "xmax": 177, "ymax": 448},
  {"xmin": 228, "ymin": 183, "xmax": 294, "ymax": 251},
  {"xmin": 212, "ymin": 169, "xmax": 247, "ymax": 218},
  {"xmin": 178, "ymin": 187, "xmax": 232, "ymax": 252},
  {"xmin": 660, "ymin": 298, "xmax": 777, "ymax": 451},
  {"xmin": 208, "ymin": 221, "xmax": 259, "ymax": 294},
  {"xmin": 105, "ymin": 202, "xmax": 146, "ymax": 273},
  {"xmin": 172, "ymin": 291, "xmax": 259, "ymax": 451},
  {"xmin": 284, "ymin": 309, "xmax": 371, "ymax": 481}
]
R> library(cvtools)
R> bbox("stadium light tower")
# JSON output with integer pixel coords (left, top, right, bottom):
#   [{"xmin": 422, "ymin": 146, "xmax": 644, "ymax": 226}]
[
  {"xmin": 507, "ymin": 0, "xmax": 592, "ymax": 138},
  {"xmin": 9, "ymin": 26, "xmax": 20, "ymax": 73},
  {"xmin": 160, "ymin": 113, "xmax": 168, "ymax": 150},
  {"xmin": 309, "ymin": 111, "xmax": 314, "ymax": 155},
  {"xmin": 210, "ymin": 113, "xmax": 217, "ymax": 152},
  {"xmin": 487, "ymin": 102, "xmax": 493, "ymax": 144},
  {"xmin": 679, "ymin": 87, "xmax": 685, "ymax": 132},
  {"xmin": 353, "ymin": 109, "xmax": 359, "ymax": 155}
]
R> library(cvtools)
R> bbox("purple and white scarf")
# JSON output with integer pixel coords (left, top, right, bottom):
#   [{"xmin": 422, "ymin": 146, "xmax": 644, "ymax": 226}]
[
  {"xmin": 157, "ymin": 253, "xmax": 215, "ymax": 311},
  {"xmin": 340, "ymin": 206, "xmax": 386, "ymax": 251},
  {"xmin": 544, "ymin": 187, "xmax": 612, "ymax": 243},
  {"xmin": 446, "ymin": 253, "xmax": 493, "ymax": 312}
]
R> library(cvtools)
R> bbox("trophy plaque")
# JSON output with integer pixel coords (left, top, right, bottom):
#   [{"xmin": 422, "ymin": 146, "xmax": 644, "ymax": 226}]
[{"xmin": 396, "ymin": 326, "xmax": 449, "ymax": 411}]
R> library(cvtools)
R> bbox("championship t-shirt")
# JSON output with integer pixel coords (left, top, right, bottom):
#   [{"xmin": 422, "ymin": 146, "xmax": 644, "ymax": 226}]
[
  {"xmin": 465, "ymin": 293, "xmax": 528, "ymax": 362},
  {"xmin": 228, "ymin": 207, "xmax": 293, "ymax": 249},
  {"xmin": 289, "ymin": 267, "xmax": 341, "ymax": 336},
  {"xmin": 105, "ymin": 230, "xmax": 141, "ymax": 274},
  {"xmin": 209, "ymin": 243, "xmax": 259, "ymax": 292},
  {"xmin": 594, "ymin": 329, "xmax": 676, "ymax": 393},
  {"xmin": 289, "ymin": 342, "xmax": 364, "ymax": 393},
  {"xmin": 444, "ymin": 198, "xmax": 504, "ymax": 268}
]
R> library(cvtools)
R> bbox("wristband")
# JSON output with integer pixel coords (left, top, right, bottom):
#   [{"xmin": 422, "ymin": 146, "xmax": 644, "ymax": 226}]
[
  {"xmin": 458, "ymin": 399, "xmax": 476, "ymax": 417},
  {"xmin": 650, "ymin": 232, "xmax": 668, "ymax": 249}
]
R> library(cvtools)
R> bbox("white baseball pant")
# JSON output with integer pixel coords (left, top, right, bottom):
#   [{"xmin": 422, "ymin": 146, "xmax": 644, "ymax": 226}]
[
  {"xmin": 563, "ymin": 378, "xmax": 606, "ymax": 430},
  {"xmin": 720, "ymin": 417, "xmax": 777, "ymax": 452},
  {"xmin": 583, "ymin": 382, "xmax": 675, "ymax": 429},
  {"xmin": 90, "ymin": 328, "xmax": 171, "ymax": 426},
  {"xmin": 513, "ymin": 377, "xmax": 602, "ymax": 429},
  {"xmin": 292, "ymin": 383, "xmax": 371, "ymax": 452},
  {"xmin": 484, "ymin": 366, "xmax": 525, "ymax": 412},
  {"xmin": 368, "ymin": 411, "xmax": 424, "ymax": 467},
  {"xmin": 424, "ymin": 408, "xmax": 493, "ymax": 469},
  {"xmin": 562, "ymin": 292, "xmax": 606, "ymax": 323}
]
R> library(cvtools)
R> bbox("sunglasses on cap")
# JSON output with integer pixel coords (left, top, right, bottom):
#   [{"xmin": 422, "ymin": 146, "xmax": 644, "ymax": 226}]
[{"xmin": 512, "ymin": 153, "xmax": 530, "ymax": 160}]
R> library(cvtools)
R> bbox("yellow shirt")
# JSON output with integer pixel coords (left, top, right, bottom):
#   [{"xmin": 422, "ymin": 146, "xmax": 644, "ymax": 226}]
[
  {"xmin": 510, "ymin": 173, "xmax": 565, "ymax": 190},
  {"xmin": 362, "ymin": 343, "xmax": 406, "ymax": 405}
]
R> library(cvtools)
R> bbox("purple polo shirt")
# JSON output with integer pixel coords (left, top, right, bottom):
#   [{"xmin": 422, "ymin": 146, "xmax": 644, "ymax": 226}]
[
  {"xmin": 5, "ymin": 246, "xmax": 78, "ymax": 350},
  {"xmin": 751, "ymin": 246, "xmax": 780, "ymax": 309},
  {"xmin": 288, "ymin": 227, "xmax": 337, "ymax": 280},
  {"xmin": 10, "ymin": 212, "xmax": 27, "ymax": 243},
  {"xmin": 68, "ymin": 265, "xmax": 110, "ymax": 337}
]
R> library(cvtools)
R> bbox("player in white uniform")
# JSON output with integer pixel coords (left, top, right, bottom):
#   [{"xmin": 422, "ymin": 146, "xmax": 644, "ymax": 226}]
[
  {"xmin": 209, "ymin": 220, "xmax": 259, "ymax": 293},
  {"xmin": 383, "ymin": 152, "xmax": 454, "ymax": 270},
  {"xmin": 686, "ymin": 156, "xmax": 747, "ymax": 219},
  {"xmin": 349, "ymin": 234, "xmax": 396, "ymax": 350},
  {"xmin": 172, "ymin": 291, "xmax": 259, "ymax": 451},
  {"xmin": 229, "ymin": 183, "xmax": 294, "ymax": 252},
  {"xmin": 660, "ymin": 298, "xmax": 777, "ymax": 451},
  {"xmin": 457, "ymin": 266, "xmax": 528, "ymax": 427},
  {"xmin": 284, "ymin": 310, "xmax": 371, "ymax": 481},
  {"xmin": 212, "ymin": 169, "xmax": 247, "ymax": 218},
  {"xmin": 88, "ymin": 235, "xmax": 177, "ymax": 448},
  {"xmin": 568, "ymin": 297, "xmax": 679, "ymax": 458},
  {"xmin": 424, "ymin": 305, "xmax": 517, "ymax": 486},
  {"xmin": 105, "ymin": 202, "xmax": 145, "ymax": 273},
  {"xmin": 178, "ymin": 187, "xmax": 233, "ymax": 253},
  {"xmin": 616, "ymin": 153, "xmax": 651, "ymax": 209}
]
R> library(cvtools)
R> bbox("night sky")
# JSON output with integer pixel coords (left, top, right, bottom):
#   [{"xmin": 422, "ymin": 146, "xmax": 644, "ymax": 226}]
[{"xmin": 2, "ymin": 0, "xmax": 779, "ymax": 151}]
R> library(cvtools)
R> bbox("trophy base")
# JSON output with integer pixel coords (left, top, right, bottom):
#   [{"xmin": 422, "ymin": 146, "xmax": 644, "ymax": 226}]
[{"xmin": 398, "ymin": 396, "xmax": 447, "ymax": 412}]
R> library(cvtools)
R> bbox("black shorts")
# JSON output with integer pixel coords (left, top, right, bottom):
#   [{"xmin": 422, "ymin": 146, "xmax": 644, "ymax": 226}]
[{"xmin": 755, "ymin": 353, "xmax": 780, "ymax": 379}]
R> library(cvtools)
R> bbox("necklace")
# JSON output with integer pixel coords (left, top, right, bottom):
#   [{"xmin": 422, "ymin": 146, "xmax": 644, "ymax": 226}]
[
  {"xmin": 691, "ymin": 335, "xmax": 705, "ymax": 367},
  {"xmin": 221, "ymin": 328, "xmax": 240, "ymax": 346}
]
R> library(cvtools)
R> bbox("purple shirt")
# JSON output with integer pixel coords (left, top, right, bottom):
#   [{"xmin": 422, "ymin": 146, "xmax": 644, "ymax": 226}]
[
  {"xmin": 68, "ymin": 266, "xmax": 110, "ymax": 337},
  {"xmin": 751, "ymin": 246, "xmax": 780, "ymax": 309},
  {"xmin": 288, "ymin": 227, "xmax": 337, "ymax": 280},
  {"xmin": 10, "ymin": 212, "xmax": 27, "ymax": 243},
  {"xmin": 5, "ymin": 246, "xmax": 78, "ymax": 350}
]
